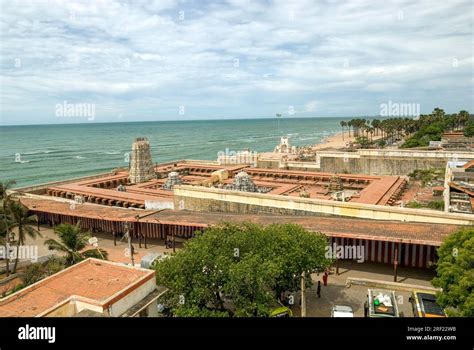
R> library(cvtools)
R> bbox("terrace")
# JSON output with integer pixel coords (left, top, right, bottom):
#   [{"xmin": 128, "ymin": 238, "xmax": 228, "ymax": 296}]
[{"xmin": 42, "ymin": 161, "xmax": 408, "ymax": 209}]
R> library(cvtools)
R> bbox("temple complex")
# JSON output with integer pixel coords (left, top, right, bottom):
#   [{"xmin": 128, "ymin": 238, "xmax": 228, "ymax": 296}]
[
  {"xmin": 12, "ymin": 138, "xmax": 474, "ymax": 270},
  {"xmin": 42, "ymin": 160, "xmax": 410, "ymax": 208}
]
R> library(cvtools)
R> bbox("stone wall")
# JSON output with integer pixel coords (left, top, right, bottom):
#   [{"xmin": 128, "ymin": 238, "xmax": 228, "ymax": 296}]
[
  {"xmin": 315, "ymin": 150, "xmax": 474, "ymax": 175},
  {"xmin": 173, "ymin": 185, "xmax": 474, "ymax": 226},
  {"xmin": 174, "ymin": 195, "xmax": 324, "ymax": 216},
  {"xmin": 319, "ymin": 156, "xmax": 448, "ymax": 175}
]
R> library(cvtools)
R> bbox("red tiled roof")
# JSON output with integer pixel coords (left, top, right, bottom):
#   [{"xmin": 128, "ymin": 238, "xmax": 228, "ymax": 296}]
[
  {"xmin": 0, "ymin": 259, "xmax": 154, "ymax": 317},
  {"xmin": 463, "ymin": 160, "xmax": 474, "ymax": 169}
]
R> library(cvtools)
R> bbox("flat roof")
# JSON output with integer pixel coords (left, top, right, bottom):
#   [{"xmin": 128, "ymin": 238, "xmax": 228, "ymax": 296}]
[
  {"xmin": 42, "ymin": 161, "xmax": 407, "ymax": 207},
  {"xmin": 0, "ymin": 258, "xmax": 154, "ymax": 317}
]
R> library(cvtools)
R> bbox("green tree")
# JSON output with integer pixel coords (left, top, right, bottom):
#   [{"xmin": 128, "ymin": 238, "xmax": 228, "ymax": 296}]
[
  {"xmin": 8, "ymin": 200, "xmax": 41, "ymax": 273},
  {"xmin": 355, "ymin": 136, "xmax": 372, "ymax": 148},
  {"xmin": 432, "ymin": 228, "xmax": 474, "ymax": 317},
  {"xmin": 340, "ymin": 121, "xmax": 346, "ymax": 141},
  {"xmin": 0, "ymin": 180, "xmax": 16, "ymax": 276},
  {"xmin": 155, "ymin": 223, "xmax": 332, "ymax": 317},
  {"xmin": 464, "ymin": 119, "xmax": 474, "ymax": 137},
  {"xmin": 45, "ymin": 222, "xmax": 108, "ymax": 266}
]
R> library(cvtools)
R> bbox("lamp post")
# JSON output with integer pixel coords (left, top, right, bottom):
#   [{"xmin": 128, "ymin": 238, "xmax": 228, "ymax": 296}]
[
  {"xmin": 393, "ymin": 245, "xmax": 399, "ymax": 282},
  {"xmin": 300, "ymin": 272, "xmax": 306, "ymax": 317},
  {"xmin": 124, "ymin": 222, "xmax": 134, "ymax": 266}
]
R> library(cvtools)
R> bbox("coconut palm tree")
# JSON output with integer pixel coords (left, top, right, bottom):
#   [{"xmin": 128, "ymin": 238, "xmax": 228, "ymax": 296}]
[
  {"xmin": 45, "ymin": 222, "xmax": 108, "ymax": 266},
  {"xmin": 340, "ymin": 121, "xmax": 346, "ymax": 141},
  {"xmin": 0, "ymin": 180, "xmax": 16, "ymax": 276},
  {"xmin": 8, "ymin": 200, "xmax": 41, "ymax": 273},
  {"xmin": 458, "ymin": 110, "xmax": 470, "ymax": 130},
  {"xmin": 347, "ymin": 120, "xmax": 352, "ymax": 137},
  {"xmin": 371, "ymin": 119, "xmax": 380, "ymax": 136}
]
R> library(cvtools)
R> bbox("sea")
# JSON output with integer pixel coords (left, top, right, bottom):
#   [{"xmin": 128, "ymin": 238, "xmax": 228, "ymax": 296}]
[{"xmin": 0, "ymin": 117, "xmax": 346, "ymax": 187}]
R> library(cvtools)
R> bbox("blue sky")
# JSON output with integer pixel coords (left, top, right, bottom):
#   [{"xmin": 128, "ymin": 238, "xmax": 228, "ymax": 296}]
[{"xmin": 0, "ymin": 0, "xmax": 473, "ymax": 125}]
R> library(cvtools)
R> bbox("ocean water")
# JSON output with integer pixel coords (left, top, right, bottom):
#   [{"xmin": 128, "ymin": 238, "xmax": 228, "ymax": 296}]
[{"xmin": 0, "ymin": 117, "xmax": 345, "ymax": 187}]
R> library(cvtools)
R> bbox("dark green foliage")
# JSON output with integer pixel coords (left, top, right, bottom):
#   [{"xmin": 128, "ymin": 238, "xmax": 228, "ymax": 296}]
[
  {"xmin": 21, "ymin": 257, "xmax": 65, "ymax": 287},
  {"xmin": 342, "ymin": 108, "xmax": 472, "ymax": 149},
  {"xmin": 432, "ymin": 228, "xmax": 474, "ymax": 317},
  {"xmin": 155, "ymin": 223, "xmax": 332, "ymax": 317},
  {"xmin": 464, "ymin": 119, "xmax": 474, "ymax": 137},
  {"xmin": 408, "ymin": 169, "xmax": 442, "ymax": 187},
  {"xmin": 426, "ymin": 200, "xmax": 444, "ymax": 211}
]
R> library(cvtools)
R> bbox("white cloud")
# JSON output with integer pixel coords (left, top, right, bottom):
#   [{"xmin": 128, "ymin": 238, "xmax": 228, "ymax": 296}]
[{"xmin": 0, "ymin": 0, "xmax": 472, "ymax": 124}]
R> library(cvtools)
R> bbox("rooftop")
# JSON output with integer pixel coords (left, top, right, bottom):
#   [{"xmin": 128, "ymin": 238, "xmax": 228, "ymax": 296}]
[
  {"xmin": 21, "ymin": 197, "xmax": 460, "ymax": 246},
  {"xmin": 41, "ymin": 161, "xmax": 408, "ymax": 208},
  {"xmin": 0, "ymin": 258, "xmax": 154, "ymax": 317}
]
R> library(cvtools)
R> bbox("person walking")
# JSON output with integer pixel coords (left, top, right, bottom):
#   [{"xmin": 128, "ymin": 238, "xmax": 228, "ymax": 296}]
[
  {"xmin": 317, "ymin": 281, "xmax": 322, "ymax": 298},
  {"xmin": 323, "ymin": 272, "xmax": 328, "ymax": 286}
]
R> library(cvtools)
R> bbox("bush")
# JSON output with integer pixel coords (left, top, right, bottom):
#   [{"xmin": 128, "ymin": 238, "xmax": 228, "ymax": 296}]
[
  {"xmin": 408, "ymin": 169, "xmax": 441, "ymax": 187},
  {"xmin": 377, "ymin": 139, "xmax": 386, "ymax": 148},
  {"xmin": 406, "ymin": 201, "xmax": 423, "ymax": 209},
  {"xmin": 427, "ymin": 200, "xmax": 444, "ymax": 211},
  {"xmin": 21, "ymin": 257, "xmax": 65, "ymax": 287}
]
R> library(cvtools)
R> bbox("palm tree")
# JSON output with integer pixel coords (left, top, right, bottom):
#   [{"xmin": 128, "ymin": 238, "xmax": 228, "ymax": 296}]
[
  {"xmin": 0, "ymin": 180, "xmax": 16, "ymax": 276},
  {"xmin": 45, "ymin": 223, "xmax": 108, "ymax": 266},
  {"xmin": 458, "ymin": 110, "xmax": 470, "ymax": 130},
  {"xmin": 340, "ymin": 121, "xmax": 346, "ymax": 141},
  {"xmin": 8, "ymin": 200, "xmax": 41, "ymax": 273},
  {"xmin": 371, "ymin": 119, "xmax": 380, "ymax": 136}
]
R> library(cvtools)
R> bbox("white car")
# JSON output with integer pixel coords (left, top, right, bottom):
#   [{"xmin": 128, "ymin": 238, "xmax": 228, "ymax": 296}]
[{"xmin": 331, "ymin": 305, "xmax": 354, "ymax": 317}]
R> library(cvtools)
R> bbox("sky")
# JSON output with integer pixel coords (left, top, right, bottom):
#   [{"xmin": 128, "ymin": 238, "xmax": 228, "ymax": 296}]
[{"xmin": 0, "ymin": 0, "xmax": 473, "ymax": 125}]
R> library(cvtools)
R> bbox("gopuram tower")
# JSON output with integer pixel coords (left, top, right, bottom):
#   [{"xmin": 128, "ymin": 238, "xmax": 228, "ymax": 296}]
[{"xmin": 128, "ymin": 137, "xmax": 156, "ymax": 184}]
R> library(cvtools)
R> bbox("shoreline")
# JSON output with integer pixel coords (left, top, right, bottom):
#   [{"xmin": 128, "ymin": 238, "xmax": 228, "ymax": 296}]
[
  {"xmin": 309, "ymin": 131, "xmax": 383, "ymax": 151},
  {"xmin": 310, "ymin": 131, "xmax": 354, "ymax": 151}
]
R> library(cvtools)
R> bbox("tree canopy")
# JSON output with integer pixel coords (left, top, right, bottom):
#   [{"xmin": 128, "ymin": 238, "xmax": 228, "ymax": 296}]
[
  {"xmin": 340, "ymin": 108, "xmax": 472, "ymax": 149},
  {"xmin": 155, "ymin": 222, "xmax": 332, "ymax": 317},
  {"xmin": 432, "ymin": 227, "xmax": 474, "ymax": 317}
]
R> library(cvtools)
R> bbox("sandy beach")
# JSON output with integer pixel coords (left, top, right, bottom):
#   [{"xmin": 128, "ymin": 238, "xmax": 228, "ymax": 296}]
[
  {"xmin": 311, "ymin": 131, "xmax": 355, "ymax": 150},
  {"xmin": 311, "ymin": 131, "xmax": 382, "ymax": 151}
]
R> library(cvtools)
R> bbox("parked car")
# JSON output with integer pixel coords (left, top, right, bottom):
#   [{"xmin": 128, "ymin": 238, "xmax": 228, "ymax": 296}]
[{"xmin": 409, "ymin": 291, "xmax": 446, "ymax": 317}]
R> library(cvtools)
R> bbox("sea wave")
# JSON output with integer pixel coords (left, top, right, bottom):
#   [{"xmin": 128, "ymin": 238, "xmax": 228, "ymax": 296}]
[
  {"xmin": 299, "ymin": 136, "xmax": 322, "ymax": 141},
  {"xmin": 22, "ymin": 150, "xmax": 53, "ymax": 155}
]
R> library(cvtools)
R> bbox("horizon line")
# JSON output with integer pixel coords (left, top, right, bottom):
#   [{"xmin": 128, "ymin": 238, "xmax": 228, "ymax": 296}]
[{"xmin": 0, "ymin": 115, "xmax": 379, "ymax": 127}]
